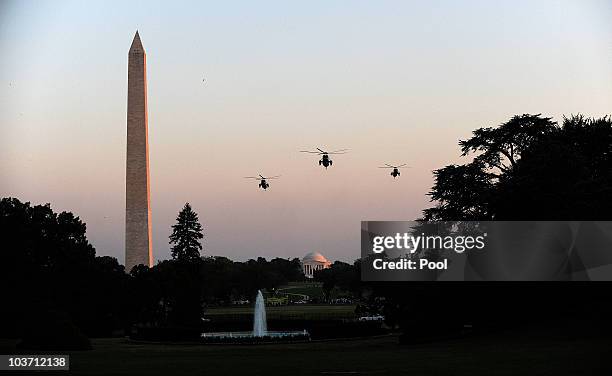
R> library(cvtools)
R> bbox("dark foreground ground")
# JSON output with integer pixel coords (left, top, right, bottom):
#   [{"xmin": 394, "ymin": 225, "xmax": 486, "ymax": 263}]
[{"xmin": 1, "ymin": 322, "xmax": 611, "ymax": 376}]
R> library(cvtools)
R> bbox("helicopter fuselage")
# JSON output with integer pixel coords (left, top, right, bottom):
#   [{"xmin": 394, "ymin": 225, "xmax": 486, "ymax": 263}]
[
  {"xmin": 391, "ymin": 168, "xmax": 400, "ymax": 178},
  {"xmin": 319, "ymin": 154, "xmax": 333, "ymax": 168},
  {"xmin": 258, "ymin": 179, "xmax": 269, "ymax": 189}
]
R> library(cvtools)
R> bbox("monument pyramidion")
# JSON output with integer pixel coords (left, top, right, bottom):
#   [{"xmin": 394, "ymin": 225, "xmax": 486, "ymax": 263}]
[{"xmin": 125, "ymin": 31, "xmax": 153, "ymax": 271}]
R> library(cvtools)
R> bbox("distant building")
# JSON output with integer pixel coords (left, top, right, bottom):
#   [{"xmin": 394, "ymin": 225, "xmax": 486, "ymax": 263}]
[{"xmin": 302, "ymin": 251, "xmax": 332, "ymax": 278}]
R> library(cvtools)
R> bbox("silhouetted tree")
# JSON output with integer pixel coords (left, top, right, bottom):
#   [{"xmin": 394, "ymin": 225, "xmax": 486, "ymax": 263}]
[
  {"xmin": 314, "ymin": 261, "xmax": 360, "ymax": 301},
  {"xmin": 412, "ymin": 113, "xmax": 612, "ymax": 339},
  {"xmin": 198, "ymin": 256, "xmax": 304, "ymax": 305},
  {"xmin": 494, "ymin": 115, "xmax": 612, "ymax": 219},
  {"xmin": 423, "ymin": 114, "xmax": 558, "ymax": 220},
  {"xmin": 169, "ymin": 203, "xmax": 204, "ymax": 261},
  {"xmin": 129, "ymin": 264, "xmax": 164, "ymax": 326},
  {"xmin": 0, "ymin": 197, "xmax": 129, "ymax": 347},
  {"xmin": 155, "ymin": 259, "xmax": 203, "ymax": 327},
  {"xmin": 424, "ymin": 114, "xmax": 612, "ymax": 220}
]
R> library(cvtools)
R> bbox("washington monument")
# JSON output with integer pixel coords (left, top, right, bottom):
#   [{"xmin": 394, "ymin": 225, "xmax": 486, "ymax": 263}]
[{"xmin": 125, "ymin": 31, "xmax": 153, "ymax": 271}]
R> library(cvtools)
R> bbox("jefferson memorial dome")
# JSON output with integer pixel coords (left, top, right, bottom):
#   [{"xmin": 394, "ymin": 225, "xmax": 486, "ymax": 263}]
[{"xmin": 302, "ymin": 251, "xmax": 332, "ymax": 278}]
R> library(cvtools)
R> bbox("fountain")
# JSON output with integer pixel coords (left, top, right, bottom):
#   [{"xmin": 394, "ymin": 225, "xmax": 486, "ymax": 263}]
[
  {"xmin": 200, "ymin": 289, "xmax": 309, "ymax": 343},
  {"xmin": 253, "ymin": 290, "xmax": 267, "ymax": 336}
]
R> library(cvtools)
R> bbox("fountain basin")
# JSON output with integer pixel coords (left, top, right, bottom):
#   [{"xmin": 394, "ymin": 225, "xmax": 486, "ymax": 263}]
[
  {"xmin": 200, "ymin": 290, "xmax": 311, "ymax": 344},
  {"xmin": 200, "ymin": 330, "xmax": 310, "ymax": 344}
]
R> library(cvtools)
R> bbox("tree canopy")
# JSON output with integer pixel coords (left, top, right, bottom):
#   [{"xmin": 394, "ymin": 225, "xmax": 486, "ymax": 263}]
[
  {"xmin": 169, "ymin": 203, "xmax": 204, "ymax": 261},
  {"xmin": 0, "ymin": 198, "xmax": 128, "ymax": 347},
  {"xmin": 423, "ymin": 114, "xmax": 612, "ymax": 220}
]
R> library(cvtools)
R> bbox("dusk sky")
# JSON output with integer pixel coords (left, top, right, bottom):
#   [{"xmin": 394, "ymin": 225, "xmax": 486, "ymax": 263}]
[{"xmin": 1, "ymin": 0, "xmax": 611, "ymax": 263}]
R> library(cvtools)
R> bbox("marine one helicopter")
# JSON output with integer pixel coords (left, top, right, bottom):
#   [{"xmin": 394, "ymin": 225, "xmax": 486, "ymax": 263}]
[
  {"xmin": 379, "ymin": 164, "xmax": 409, "ymax": 178},
  {"xmin": 244, "ymin": 174, "xmax": 280, "ymax": 190},
  {"xmin": 300, "ymin": 148, "xmax": 348, "ymax": 169}
]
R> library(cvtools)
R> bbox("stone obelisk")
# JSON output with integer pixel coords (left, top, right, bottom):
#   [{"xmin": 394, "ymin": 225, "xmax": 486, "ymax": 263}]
[{"xmin": 125, "ymin": 31, "xmax": 153, "ymax": 271}]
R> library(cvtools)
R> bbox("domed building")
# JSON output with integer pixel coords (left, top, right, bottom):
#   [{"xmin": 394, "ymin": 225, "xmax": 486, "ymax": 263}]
[{"xmin": 302, "ymin": 251, "xmax": 332, "ymax": 278}]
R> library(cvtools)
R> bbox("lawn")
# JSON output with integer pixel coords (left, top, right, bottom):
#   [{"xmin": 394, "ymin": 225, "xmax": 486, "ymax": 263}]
[
  {"xmin": 277, "ymin": 281, "xmax": 352, "ymax": 300},
  {"xmin": 204, "ymin": 304, "xmax": 356, "ymax": 320},
  {"xmin": 2, "ymin": 322, "xmax": 609, "ymax": 375},
  {"xmin": 277, "ymin": 282, "xmax": 326, "ymax": 299}
]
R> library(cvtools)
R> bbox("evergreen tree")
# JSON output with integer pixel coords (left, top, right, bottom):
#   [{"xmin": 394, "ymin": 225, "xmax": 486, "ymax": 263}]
[{"xmin": 169, "ymin": 203, "xmax": 204, "ymax": 261}]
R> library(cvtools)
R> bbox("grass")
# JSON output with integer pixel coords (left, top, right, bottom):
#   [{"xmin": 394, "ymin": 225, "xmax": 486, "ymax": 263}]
[
  {"xmin": 277, "ymin": 282, "xmax": 352, "ymax": 300},
  {"xmin": 277, "ymin": 282, "xmax": 326, "ymax": 299},
  {"xmin": 2, "ymin": 323, "xmax": 609, "ymax": 375},
  {"xmin": 204, "ymin": 304, "xmax": 356, "ymax": 320}
]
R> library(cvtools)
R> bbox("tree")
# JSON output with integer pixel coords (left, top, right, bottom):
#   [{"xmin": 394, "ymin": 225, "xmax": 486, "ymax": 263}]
[
  {"xmin": 0, "ymin": 197, "xmax": 129, "ymax": 346},
  {"xmin": 459, "ymin": 114, "xmax": 557, "ymax": 174},
  {"xmin": 314, "ymin": 261, "xmax": 360, "ymax": 301},
  {"xmin": 169, "ymin": 203, "xmax": 204, "ymax": 261},
  {"xmin": 493, "ymin": 115, "xmax": 612, "ymax": 219},
  {"xmin": 412, "ymin": 113, "xmax": 612, "ymax": 337},
  {"xmin": 423, "ymin": 114, "xmax": 558, "ymax": 220},
  {"xmin": 422, "ymin": 160, "xmax": 496, "ymax": 220}
]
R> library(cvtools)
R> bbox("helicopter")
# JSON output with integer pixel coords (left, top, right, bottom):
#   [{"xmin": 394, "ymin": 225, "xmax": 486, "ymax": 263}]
[
  {"xmin": 379, "ymin": 164, "xmax": 409, "ymax": 178},
  {"xmin": 244, "ymin": 174, "xmax": 280, "ymax": 190},
  {"xmin": 300, "ymin": 148, "xmax": 348, "ymax": 169}
]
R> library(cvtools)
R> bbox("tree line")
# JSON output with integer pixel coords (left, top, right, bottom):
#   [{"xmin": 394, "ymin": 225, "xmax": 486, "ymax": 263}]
[{"xmin": 0, "ymin": 200, "xmax": 303, "ymax": 348}]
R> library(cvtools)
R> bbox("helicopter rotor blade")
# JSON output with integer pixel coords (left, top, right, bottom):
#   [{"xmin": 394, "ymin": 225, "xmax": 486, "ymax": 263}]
[
  {"xmin": 300, "ymin": 150, "xmax": 322, "ymax": 154},
  {"xmin": 316, "ymin": 148, "xmax": 326, "ymax": 153},
  {"xmin": 329, "ymin": 149, "xmax": 348, "ymax": 153},
  {"xmin": 244, "ymin": 177, "xmax": 260, "ymax": 179},
  {"xmin": 397, "ymin": 164, "xmax": 408, "ymax": 168}
]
